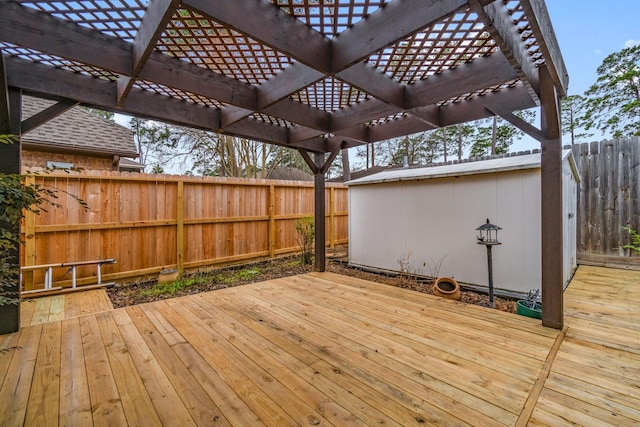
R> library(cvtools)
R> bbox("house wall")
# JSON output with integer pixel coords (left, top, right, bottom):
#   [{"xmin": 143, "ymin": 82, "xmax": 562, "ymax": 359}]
[
  {"xmin": 349, "ymin": 169, "xmax": 544, "ymax": 295},
  {"xmin": 22, "ymin": 149, "xmax": 113, "ymax": 172}
]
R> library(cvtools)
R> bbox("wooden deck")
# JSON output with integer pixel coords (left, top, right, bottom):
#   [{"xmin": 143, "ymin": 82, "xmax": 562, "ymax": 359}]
[{"xmin": 0, "ymin": 266, "xmax": 638, "ymax": 426}]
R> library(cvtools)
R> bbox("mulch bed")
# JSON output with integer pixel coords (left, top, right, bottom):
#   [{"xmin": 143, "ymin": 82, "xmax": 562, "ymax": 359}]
[{"xmin": 107, "ymin": 251, "xmax": 518, "ymax": 313}]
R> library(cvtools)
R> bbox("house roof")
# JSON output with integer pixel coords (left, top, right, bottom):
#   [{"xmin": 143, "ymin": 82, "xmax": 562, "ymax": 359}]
[
  {"xmin": 1, "ymin": 0, "xmax": 568, "ymax": 154},
  {"xmin": 118, "ymin": 158, "xmax": 145, "ymax": 171},
  {"xmin": 348, "ymin": 149, "xmax": 577, "ymax": 185},
  {"xmin": 21, "ymin": 96, "xmax": 138, "ymax": 158},
  {"xmin": 267, "ymin": 165, "xmax": 313, "ymax": 181}
]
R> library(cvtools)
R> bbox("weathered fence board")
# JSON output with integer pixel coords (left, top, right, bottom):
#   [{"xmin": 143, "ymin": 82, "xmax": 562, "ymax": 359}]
[
  {"xmin": 571, "ymin": 137, "xmax": 640, "ymax": 264},
  {"xmin": 21, "ymin": 171, "xmax": 348, "ymax": 290}
]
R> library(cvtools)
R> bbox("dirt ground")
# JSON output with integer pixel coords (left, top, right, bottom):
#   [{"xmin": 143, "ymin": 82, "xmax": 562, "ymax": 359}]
[{"xmin": 107, "ymin": 249, "xmax": 518, "ymax": 313}]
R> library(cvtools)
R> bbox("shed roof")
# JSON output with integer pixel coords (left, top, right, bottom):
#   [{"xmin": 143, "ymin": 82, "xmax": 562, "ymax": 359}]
[
  {"xmin": 348, "ymin": 149, "xmax": 576, "ymax": 185},
  {"xmin": 21, "ymin": 96, "xmax": 138, "ymax": 158}
]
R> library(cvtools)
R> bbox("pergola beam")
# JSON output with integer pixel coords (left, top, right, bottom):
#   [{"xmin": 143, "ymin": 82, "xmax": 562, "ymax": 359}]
[
  {"xmin": 117, "ymin": 0, "xmax": 180, "ymax": 105},
  {"xmin": 485, "ymin": 105, "xmax": 543, "ymax": 142},
  {"xmin": 335, "ymin": 63, "xmax": 406, "ymax": 108},
  {"xmin": 0, "ymin": 1, "xmax": 132, "ymax": 75},
  {"xmin": 539, "ymin": 65, "xmax": 563, "ymax": 329},
  {"xmin": 6, "ymin": 57, "xmax": 221, "ymax": 132},
  {"xmin": 21, "ymin": 98, "xmax": 79, "ymax": 134},
  {"xmin": 521, "ymin": 0, "xmax": 569, "ymax": 96},
  {"xmin": 183, "ymin": 0, "xmax": 331, "ymax": 72},
  {"xmin": 468, "ymin": 0, "xmax": 541, "ymax": 101},
  {"xmin": 406, "ymin": 53, "xmax": 517, "ymax": 108},
  {"xmin": 0, "ymin": 55, "xmax": 9, "ymax": 132},
  {"xmin": 332, "ymin": 0, "xmax": 467, "ymax": 70}
]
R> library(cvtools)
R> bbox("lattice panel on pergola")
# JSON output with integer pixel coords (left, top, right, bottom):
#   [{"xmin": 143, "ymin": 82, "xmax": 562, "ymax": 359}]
[
  {"xmin": 368, "ymin": 112, "xmax": 406, "ymax": 126},
  {"xmin": 157, "ymin": 7, "xmax": 293, "ymax": 84},
  {"xmin": 291, "ymin": 77, "xmax": 369, "ymax": 112},
  {"xmin": 253, "ymin": 113, "xmax": 294, "ymax": 128},
  {"xmin": 439, "ymin": 78, "xmax": 522, "ymax": 106},
  {"xmin": 17, "ymin": 0, "xmax": 148, "ymax": 42},
  {"xmin": 369, "ymin": 8, "xmax": 497, "ymax": 83},
  {"xmin": 272, "ymin": 0, "xmax": 389, "ymax": 37},
  {"xmin": 0, "ymin": 0, "xmax": 567, "ymax": 153},
  {"xmin": 133, "ymin": 80, "xmax": 225, "ymax": 109},
  {"xmin": 0, "ymin": 42, "xmax": 120, "ymax": 82}
]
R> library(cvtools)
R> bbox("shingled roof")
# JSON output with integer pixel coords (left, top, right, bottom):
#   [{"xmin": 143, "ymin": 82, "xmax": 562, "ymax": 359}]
[{"xmin": 21, "ymin": 96, "xmax": 138, "ymax": 158}]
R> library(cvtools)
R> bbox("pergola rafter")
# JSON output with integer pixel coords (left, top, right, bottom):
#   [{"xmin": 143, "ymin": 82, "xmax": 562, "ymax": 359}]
[{"xmin": 0, "ymin": 0, "xmax": 569, "ymax": 332}]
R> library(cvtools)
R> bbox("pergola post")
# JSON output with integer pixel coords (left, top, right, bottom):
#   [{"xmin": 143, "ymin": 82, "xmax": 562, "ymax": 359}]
[
  {"xmin": 539, "ymin": 65, "xmax": 563, "ymax": 329},
  {"xmin": 313, "ymin": 152, "xmax": 326, "ymax": 272},
  {"xmin": 0, "ymin": 58, "xmax": 22, "ymax": 333}
]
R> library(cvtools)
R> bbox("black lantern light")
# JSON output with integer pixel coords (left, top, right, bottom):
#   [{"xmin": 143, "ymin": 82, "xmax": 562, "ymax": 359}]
[{"xmin": 476, "ymin": 219, "xmax": 501, "ymax": 308}]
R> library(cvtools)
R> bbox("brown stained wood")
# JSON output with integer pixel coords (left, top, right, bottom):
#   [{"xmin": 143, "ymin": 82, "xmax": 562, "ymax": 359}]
[
  {"xmin": 468, "ymin": 0, "xmax": 540, "ymax": 100},
  {"xmin": 520, "ymin": 0, "xmax": 570, "ymax": 94},
  {"xmin": 332, "ymin": 0, "xmax": 466, "ymax": 70},
  {"xmin": 539, "ymin": 65, "xmax": 563, "ymax": 330}
]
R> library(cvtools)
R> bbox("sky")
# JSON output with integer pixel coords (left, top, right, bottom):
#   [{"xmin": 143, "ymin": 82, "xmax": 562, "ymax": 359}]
[
  {"xmin": 546, "ymin": 0, "xmax": 640, "ymax": 97},
  {"xmin": 511, "ymin": 0, "xmax": 640, "ymax": 151}
]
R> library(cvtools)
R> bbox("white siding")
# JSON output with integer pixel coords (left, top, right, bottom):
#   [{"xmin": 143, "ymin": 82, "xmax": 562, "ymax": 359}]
[{"xmin": 348, "ymin": 152, "xmax": 578, "ymax": 295}]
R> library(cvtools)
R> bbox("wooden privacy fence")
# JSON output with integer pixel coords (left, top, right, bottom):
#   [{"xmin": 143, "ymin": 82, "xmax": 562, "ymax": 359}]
[
  {"xmin": 571, "ymin": 137, "xmax": 640, "ymax": 267},
  {"xmin": 21, "ymin": 171, "xmax": 348, "ymax": 290}
]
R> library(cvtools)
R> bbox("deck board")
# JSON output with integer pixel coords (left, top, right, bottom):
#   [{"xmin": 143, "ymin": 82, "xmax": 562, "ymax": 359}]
[
  {"xmin": 2, "ymin": 266, "xmax": 640, "ymax": 426},
  {"xmin": 21, "ymin": 288, "xmax": 113, "ymax": 327},
  {"xmin": 529, "ymin": 265, "xmax": 640, "ymax": 426}
]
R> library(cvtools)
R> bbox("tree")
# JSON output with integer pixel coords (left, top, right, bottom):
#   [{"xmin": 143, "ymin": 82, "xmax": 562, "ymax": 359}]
[
  {"xmin": 128, "ymin": 117, "xmax": 174, "ymax": 172},
  {"xmin": 561, "ymin": 94, "xmax": 592, "ymax": 145},
  {"xmin": 82, "ymin": 107, "xmax": 114, "ymax": 122},
  {"xmin": 1, "ymin": 135, "xmax": 87, "ymax": 309},
  {"xmin": 583, "ymin": 44, "xmax": 640, "ymax": 138},
  {"xmin": 469, "ymin": 110, "xmax": 536, "ymax": 157}
]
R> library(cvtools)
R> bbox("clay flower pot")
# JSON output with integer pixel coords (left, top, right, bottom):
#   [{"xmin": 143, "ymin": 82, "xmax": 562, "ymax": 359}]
[
  {"xmin": 433, "ymin": 277, "xmax": 461, "ymax": 300},
  {"xmin": 158, "ymin": 268, "xmax": 179, "ymax": 285}
]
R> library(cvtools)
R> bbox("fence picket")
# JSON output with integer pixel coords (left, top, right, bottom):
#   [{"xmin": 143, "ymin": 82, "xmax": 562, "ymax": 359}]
[
  {"xmin": 21, "ymin": 172, "xmax": 348, "ymax": 290},
  {"xmin": 572, "ymin": 137, "xmax": 640, "ymax": 262}
]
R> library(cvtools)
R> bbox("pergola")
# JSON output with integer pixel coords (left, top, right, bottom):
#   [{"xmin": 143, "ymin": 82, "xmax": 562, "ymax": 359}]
[{"xmin": 0, "ymin": 0, "xmax": 568, "ymax": 332}]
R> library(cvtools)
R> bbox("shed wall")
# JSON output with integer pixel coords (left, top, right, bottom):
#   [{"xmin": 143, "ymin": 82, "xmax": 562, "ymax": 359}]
[{"xmin": 349, "ymin": 169, "xmax": 543, "ymax": 294}]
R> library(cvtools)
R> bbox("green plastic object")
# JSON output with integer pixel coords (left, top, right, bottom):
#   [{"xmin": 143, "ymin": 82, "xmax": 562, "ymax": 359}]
[{"xmin": 516, "ymin": 300, "xmax": 542, "ymax": 319}]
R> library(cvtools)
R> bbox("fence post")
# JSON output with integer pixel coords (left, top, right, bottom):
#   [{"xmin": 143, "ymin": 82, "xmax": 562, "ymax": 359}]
[
  {"xmin": 23, "ymin": 174, "xmax": 36, "ymax": 290},
  {"xmin": 177, "ymin": 180, "xmax": 184, "ymax": 273},
  {"xmin": 329, "ymin": 186, "xmax": 335, "ymax": 249},
  {"xmin": 269, "ymin": 184, "xmax": 275, "ymax": 258}
]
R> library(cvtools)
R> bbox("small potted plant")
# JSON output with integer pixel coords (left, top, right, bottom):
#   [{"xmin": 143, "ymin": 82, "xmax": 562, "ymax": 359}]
[{"xmin": 516, "ymin": 289, "xmax": 542, "ymax": 319}]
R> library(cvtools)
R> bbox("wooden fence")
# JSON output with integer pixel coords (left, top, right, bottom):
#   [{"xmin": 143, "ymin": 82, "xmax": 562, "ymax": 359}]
[
  {"xmin": 571, "ymin": 137, "xmax": 640, "ymax": 267},
  {"xmin": 21, "ymin": 171, "xmax": 348, "ymax": 290}
]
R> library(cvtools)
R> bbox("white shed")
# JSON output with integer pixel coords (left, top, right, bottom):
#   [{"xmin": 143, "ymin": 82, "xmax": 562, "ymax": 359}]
[{"xmin": 347, "ymin": 150, "xmax": 579, "ymax": 296}]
